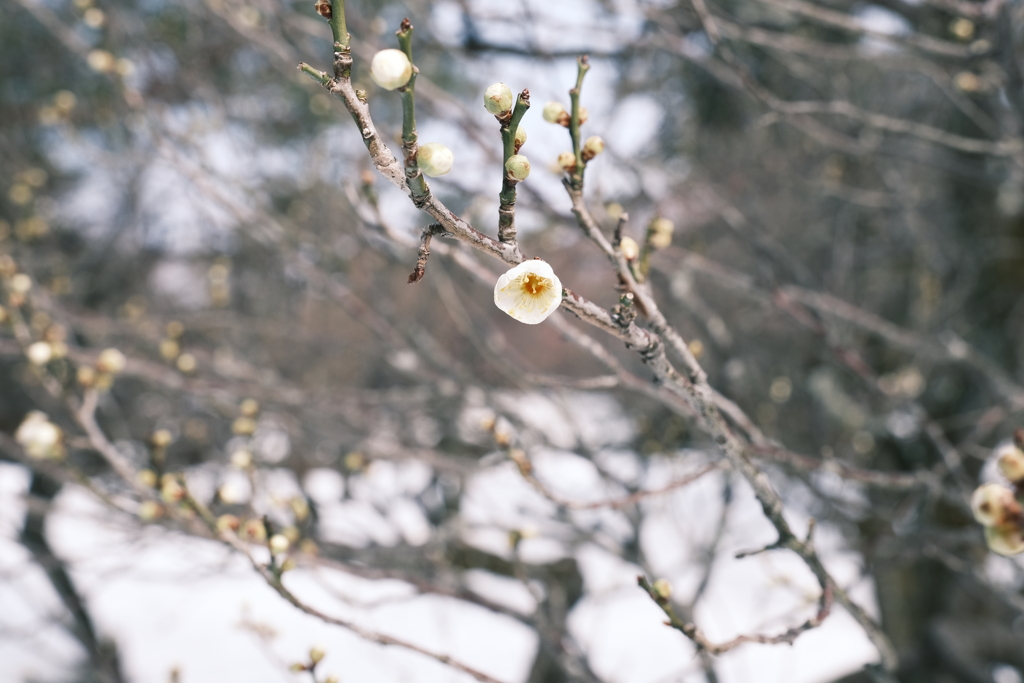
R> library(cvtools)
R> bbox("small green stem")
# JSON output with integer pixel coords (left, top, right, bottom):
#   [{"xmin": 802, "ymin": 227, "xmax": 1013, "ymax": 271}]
[
  {"xmin": 568, "ymin": 55, "xmax": 590, "ymax": 188},
  {"xmin": 299, "ymin": 62, "xmax": 331, "ymax": 86},
  {"xmin": 396, "ymin": 19, "xmax": 428, "ymax": 205},
  {"xmin": 329, "ymin": 0, "xmax": 349, "ymax": 50},
  {"xmin": 498, "ymin": 90, "xmax": 531, "ymax": 244}
]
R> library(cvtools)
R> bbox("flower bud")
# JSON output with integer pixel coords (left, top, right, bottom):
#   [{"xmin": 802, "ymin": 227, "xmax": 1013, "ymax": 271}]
[
  {"xmin": 543, "ymin": 101, "xmax": 567, "ymax": 124},
  {"xmin": 10, "ymin": 273, "xmax": 32, "ymax": 294},
  {"xmin": 26, "ymin": 341, "xmax": 52, "ymax": 366},
  {"xmin": 514, "ymin": 127, "xmax": 527, "ymax": 151},
  {"xmin": 986, "ymin": 524, "xmax": 1024, "ymax": 556},
  {"xmin": 231, "ymin": 449, "xmax": 253, "ymax": 468},
  {"xmin": 648, "ymin": 217, "xmax": 675, "ymax": 250},
  {"xmin": 582, "ymin": 135, "xmax": 605, "ymax": 160},
  {"xmin": 417, "ymin": 142, "xmax": 454, "ymax": 177},
  {"xmin": 15, "ymin": 411, "xmax": 64, "ymax": 459},
  {"xmin": 232, "ymin": 416, "xmax": 257, "ymax": 436},
  {"xmin": 557, "ymin": 151, "xmax": 576, "ymax": 172},
  {"xmin": 309, "ymin": 646, "xmax": 326, "ymax": 665},
  {"xmin": 160, "ymin": 475, "xmax": 186, "ymax": 503},
  {"xmin": 138, "ymin": 500, "xmax": 163, "ymax": 522},
  {"xmin": 619, "ymin": 236, "xmax": 640, "ymax": 261},
  {"xmin": 505, "ymin": 154, "xmax": 531, "ymax": 182},
  {"xmin": 971, "ymin": 483, "xmax": 1021, "ymax": 527},
  {"xmin": 152, "ymin": 429, "xmax": 173, "ymax": 448},
  {"xmin": 483, "ymin": 82, "xmax": 514, "ymax": 116},
  {"xmin": 138, "ymin": 469, "xmax": 158, "ymax": 488},
  {"xmin": 578, "ymin": 106, "xmax": 589, "ymax": 125},
  {"xmin": 997, "ymin": 443, "xmax": 1024, "ymax": 483},
  {"xmin": 96, "ymin": 347, "xmax": 127, "ymax": 374},
  {"xmin": 269, "ymin": 533, "xmax": 291, "ymax": 554},
  {"xmin": 241, "ymin": 518, "xmax": 267, "ymax": 542},
  {"xmin": 216, "ymin": 514, "xmax": 240, "ymax": 533},
  {"xmin": 369, "ymin": 49, "xmax": 413, "ymax": 91},
  {"xmin": 652, "ymin": 578, "xmax": 672, "ymax": 600}
]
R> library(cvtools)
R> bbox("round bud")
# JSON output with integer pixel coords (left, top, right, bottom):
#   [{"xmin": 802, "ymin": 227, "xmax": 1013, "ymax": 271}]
[
  {"xmin": 309, "ymin": 646, "xmax": 326, "ymax": 665},
  {"xmin": 986, "ymin": 524, "xmax": 1024, "ymax": 556},
  {"xmin": 483, "ymin": 82, "xmax": 514, "ymax": 116},
  {"xmin": 652, "ymin": 578, "xmax": 672, "ymax": 600},
  {"xmin": 648, "ymin": 217, "xmax": 675, "ymax": 250},
  {"xmin": 15, "ymin": 411, "xmax": 63, "ymax": 459},
  {"xmin": 26, "ymin": 341, "xmax": 52, "ymax": 366},
  {"xmin": 96, "ymin": 347, "xmax": 127, "ymax": 374},
  {"xmin": 997, "ymin": 443, "xmax": 1024, "ymax": 483},
  {"xmin": 619, "ymin": 236, "xmax": 640, "ymax": 261},
  {"xmin": 557, "ymin": 151, "xmax": 576, "ymax": 172},
  {"xmin": 505, "ymin": 154, "xmax": 531, "ymax": 181},
  {"xmin": 138, "ymin": 500, "xmax": 163, "ymax": 522},
  {"xmin": 269, "ymin": 533, "xmax": 291, "ymax": 554},
  {"xmin": 971, "ymin": 483, "xmax": 1021, "ymax": 527},
  {"xmin": 583, "ymin": 135, "xmax": 605, "ymax": 158},
  {"xmin": 216, "ymin": 514, "xmax": 240, "ymax": 533},
  {"xmin": 417, "ymin": 142, "xmax": 454, "ymax": 177},
  {"xmin": 514, "ymin": 127, "xmax": 527, "ymax": 150},
  {"xmin": 578, "ymin": 106, "xmax": 589, "ymax": 125},
  {"xmin": 369, "ymin": 49, "xmax": 413, "ymax": 91},
  {"xmin": 543, "ymin": 101, "xmax": 567, "ymax": 123}
]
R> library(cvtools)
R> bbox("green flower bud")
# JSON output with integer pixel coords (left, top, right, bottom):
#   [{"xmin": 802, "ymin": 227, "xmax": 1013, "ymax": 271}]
[
  {"xmin": 369, "ymin": 49, "xmax": 412, "ymax": 91},
  {"xmin": 484, "ymin": 82, "xmax": 514, "ymax": 116},
  {"xmin": 417, "ymin": 142, "xmax": 454, "ymax": 177},
  {"xmin": 505, "ymin": 154, "xmax": 530, "ymax": 181},
  {"xmin": 543, "ymin": 101, "xmax": 567, "ymax": 124}
]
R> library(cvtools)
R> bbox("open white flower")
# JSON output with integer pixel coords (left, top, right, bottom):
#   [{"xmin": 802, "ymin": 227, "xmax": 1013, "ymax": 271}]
[{"xmin": 493, "ymin": 259, "xmax": 563, "ymax": 324}]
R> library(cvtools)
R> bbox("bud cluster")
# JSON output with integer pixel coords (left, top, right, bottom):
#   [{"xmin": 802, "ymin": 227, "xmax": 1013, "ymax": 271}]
[{"xmin": 972, "ymin": 441, "xmax": 1024, "ymax": 556}]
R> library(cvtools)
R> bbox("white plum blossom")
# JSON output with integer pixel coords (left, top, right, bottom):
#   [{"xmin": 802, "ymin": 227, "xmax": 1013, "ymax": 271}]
[
  {"xmin": 369, "ymin": 49, "xmax": 412, "ymax": 90},
  {"xmin": 493, "ymin": 259, "xmax": 563, "ymax": 325}
]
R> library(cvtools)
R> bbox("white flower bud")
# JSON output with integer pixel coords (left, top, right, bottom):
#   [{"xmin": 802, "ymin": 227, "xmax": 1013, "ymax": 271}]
[
  {"xmin": 986, "ymin": 524, "xmax": 1024, "ymax": 556},
  {"xmin": 972, "ymin": 483, "xmax": 1021, "ymax": 527},
  {"xmin": 648, "ymin": 217, "xmax": 675, "ymax": 250},
  {"xmin": 543, "ymin": 101, "xmax": 567, "ymax": 123},
  {"xmin": 582, "ymin": 135, "xmax": 605, "ymax": 158},
  {"xmin": 505, "ymin": 154, "xmax": 530, "ymax": 181},
  {"xmin": 369, "ymin": 49, "xmax": 413, "ymax": 91},
  {"xmin": 26, "ymin": 341, "xmax": 53, "ymax": 366},
  {"xmin": 417, "ymin": 142, "xmax": 454, "ymax": 177},
  {"xmin": 997, "ymin": 443, "xmax": 1024, "ymax": 483},
  {"xmin": 652, "ymin": 578, "xmax": 672, "ymax": 599},
  {"xmin": 493, "ymin": 259, "xmax": 562, "ymax": 325},
  {"xmin": 619, "ymin": 236, "xmax": 640, "ymax": 261},
  {"xmin": 557, "ymin": 151, "xmax": 576, "ymax": 172},
  {"xmin": 15, "ymin": 411, "xmax": 63, "ymax": 459},
  {"xmin": 514, "ymin": 127, "xmax": 527, "ymax": 150},
  {"xmin": 483, "ymin": 82, "xmax": 514, "ymax": 116},
  {"xmin": 96, "ymin": 347, "xmax": 127, "ymax": 374},
  {"xmin": 578, "ymin": 106, "xmax": 589, "ymax": 125},
  {"xmin": 309, "ymin": 646, "xmax": 326, "ymax": 665},
  {"xmin": 269, "ymin": 533, "xmax": 291, "ymax": 554}
]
